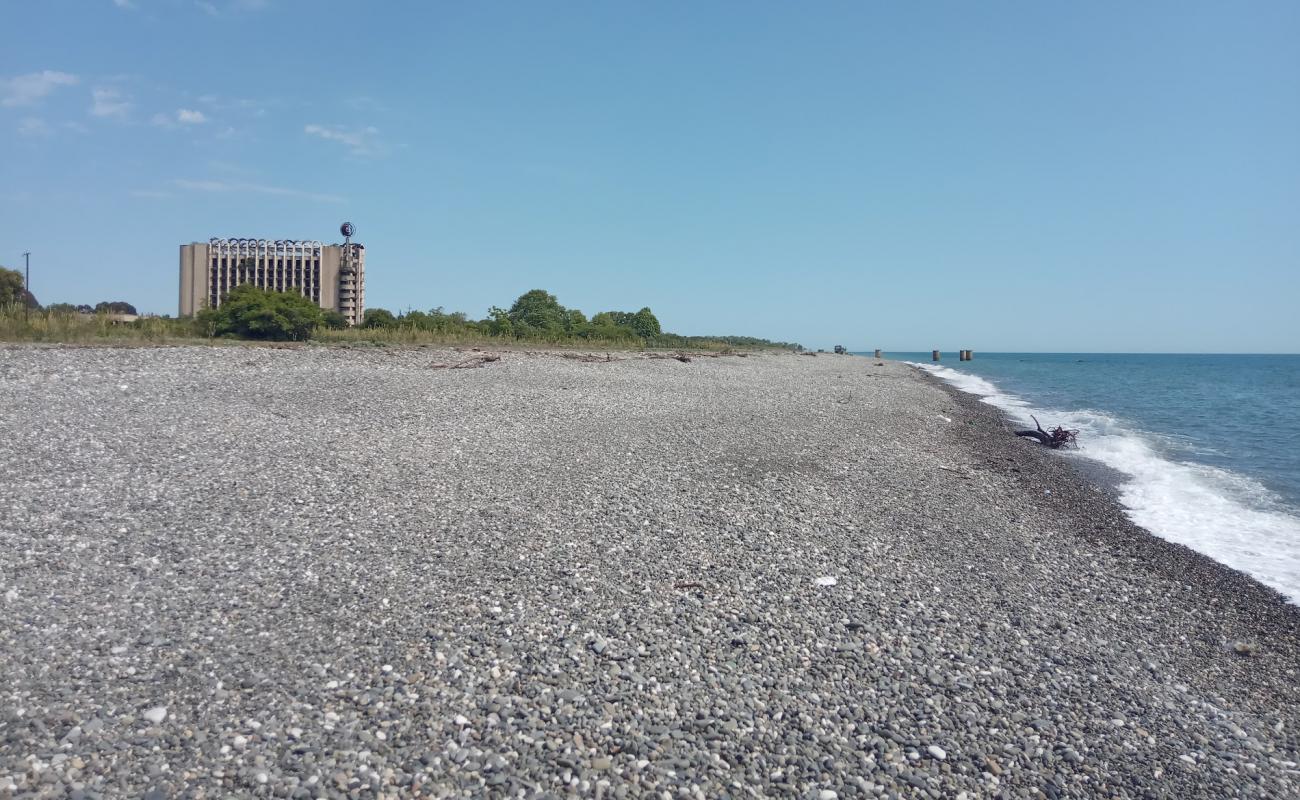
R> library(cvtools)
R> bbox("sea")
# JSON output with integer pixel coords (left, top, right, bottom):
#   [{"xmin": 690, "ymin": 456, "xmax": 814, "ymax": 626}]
[{"xmin": 882, "ymin": 352, "xmax": 1300, "ymax": 605}]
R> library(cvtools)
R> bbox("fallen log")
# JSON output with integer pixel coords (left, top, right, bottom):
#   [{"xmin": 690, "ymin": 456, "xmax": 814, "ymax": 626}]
[{"xmin": 1015, "ymin": 415, "xmax": 1078, "ymax": 449}]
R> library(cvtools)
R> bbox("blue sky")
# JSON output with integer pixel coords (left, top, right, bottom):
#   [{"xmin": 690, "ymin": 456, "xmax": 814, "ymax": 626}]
[{"xmin": 3, "ymin": 1, "xmax": 1297, "ymax": 351}]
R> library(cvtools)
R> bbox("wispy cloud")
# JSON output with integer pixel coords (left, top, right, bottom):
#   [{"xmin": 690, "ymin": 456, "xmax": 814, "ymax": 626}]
[
  {"xmin": 90, "ymin": 87, "xmax": 132, "ymax": 118},
  {"xmin": 346, "ymin": 95, "xmax": 389, "ymax": 113},
  {"xmin": 152, "ymin": 108, "xmax": 210, "ymax": 128},
  {"xmin": 304, "ymin": 123, "xmax": 386, "ymax": 157},
  {"xmin": 112, "ymin": 0, "xmax": 136, "ymax": 9},
  {"xmin": 173, "ymin": 178, "xmax": 343, "ymax": 204},
  {"xmin": 195, "ymin": 0, "xmax": 268, "ymax": 16},
  {"xmin": 17, "ymin": 117, "xmax": 51, "ymax": 137},
  {"xmin": 16, "ymin": 117, "xmax": 89, "ymax": 138},
  {"xmin": 1, "ymin": 70, "xmax": 79, "ymax": 107}
]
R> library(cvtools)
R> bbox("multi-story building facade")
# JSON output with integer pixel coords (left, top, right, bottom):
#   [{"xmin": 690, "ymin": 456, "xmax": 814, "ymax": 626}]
[{"xmin": 178, "ymin": 237, "xmax": 366, "ymax": 325}]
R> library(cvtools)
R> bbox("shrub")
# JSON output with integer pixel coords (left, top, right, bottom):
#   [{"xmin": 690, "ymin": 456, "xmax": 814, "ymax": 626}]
[
  {"xmin": 362, "ymin": 308, "xmax": 398, "ymax": 329},
  {"xmin": 322, "ymin": 310, "xmax": 349, "ymax": 329},
  {"xmin": 95, "ymin": 300, "xmax": 138, "ymax": 315},
  {"xmin": 198, "ymin": 284, "xmax": 323, "ymax": 341}
]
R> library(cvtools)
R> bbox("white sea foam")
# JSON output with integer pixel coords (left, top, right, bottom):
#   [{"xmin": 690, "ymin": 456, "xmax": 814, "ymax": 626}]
[{"xmin": 911, "ymin": 362, "xmax": 1300, "ymax": 605}]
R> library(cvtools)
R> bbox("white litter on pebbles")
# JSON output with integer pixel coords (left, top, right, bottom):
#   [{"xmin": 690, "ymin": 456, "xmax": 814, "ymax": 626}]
[{"xmin": 1, "ymin": 344, "xmax": 1298, "ymax": 798}]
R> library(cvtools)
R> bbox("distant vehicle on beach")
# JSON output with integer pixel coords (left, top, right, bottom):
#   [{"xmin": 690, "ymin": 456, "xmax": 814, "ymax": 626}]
[{"xmin": 833, "ymin": 345, "xmax": 847, "ymax": 354}]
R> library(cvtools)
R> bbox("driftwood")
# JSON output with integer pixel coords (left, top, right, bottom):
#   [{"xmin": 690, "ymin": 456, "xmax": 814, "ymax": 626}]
[
  {"xmin": 1015, "ymin": 415, "xmax": 1079, "ymax": 449},
  {"xmin": 561, "ymin": 352, "xmax": 620, "ymax": 363},
  {"xmin": 647, "ymin": 352, "xmax": 692, "ymax": 363},
  {"xmin": 430, "ymin": 353, "xmax": 501, "ymax": 369}
]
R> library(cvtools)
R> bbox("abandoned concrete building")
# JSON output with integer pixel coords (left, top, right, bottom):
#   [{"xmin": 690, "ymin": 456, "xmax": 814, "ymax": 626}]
[{"xmin": 178, "ymin": 236, "xmax": 366, "ymax": 325}]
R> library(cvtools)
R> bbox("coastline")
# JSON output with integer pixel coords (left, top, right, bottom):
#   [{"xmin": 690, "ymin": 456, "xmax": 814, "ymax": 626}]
[
  {"xmin": 2, "ymin": 345, "xmax": 1298, "ymax": 797},
  {"xmin": 915, "ymin": 361, "xmax": 1300, "ymax": 628}
]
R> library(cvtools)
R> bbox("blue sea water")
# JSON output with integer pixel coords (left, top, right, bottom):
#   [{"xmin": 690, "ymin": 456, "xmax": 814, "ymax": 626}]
[{"xmin": 884, "ymin": 353, "xmax": 1300, "ymax": 604}]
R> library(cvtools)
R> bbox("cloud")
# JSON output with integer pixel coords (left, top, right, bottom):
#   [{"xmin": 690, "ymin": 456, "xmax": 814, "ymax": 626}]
[
  {"xmin": 304, "ymin": 123, "xmax": 386, "ymax": 156},
  {"xmin": 195, "ymin": 0, "xmax": 268, "ymax": 15},
  {"xmin": 152, "ymin": 108, "xmax": 210, "ymax": 128},
  {"xmin": 113, "ymin": 0, "xmax": 136, "ymax": 9},
  {"xmin": 90, "ymin": 88, "xmax": 132, "ymax": 118},
  {"xmin": 1, "ymin": 70, "xmax": 79, "ymax": 107},
  {"xmin": 173, "ymin": 178, "xmax": 343, "ymax": 204},
  {"xmin": 17, "ymin": 117, "xmax": 51, "ymax": 137}
]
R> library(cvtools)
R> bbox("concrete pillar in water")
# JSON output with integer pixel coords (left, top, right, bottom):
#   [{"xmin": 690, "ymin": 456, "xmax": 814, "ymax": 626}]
[
  {"xmin": 932, "ymin": 350, "xmax": 941, "ymax": 361},
  {"xmin": 874, "ymin": 349, "xmax": 882, "ymax": 358}
]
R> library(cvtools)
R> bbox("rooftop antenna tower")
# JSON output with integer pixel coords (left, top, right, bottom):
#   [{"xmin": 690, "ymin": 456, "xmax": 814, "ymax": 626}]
[{"xmin": 338, "ymin": 221, "xmax": 360, "ymax": 325}]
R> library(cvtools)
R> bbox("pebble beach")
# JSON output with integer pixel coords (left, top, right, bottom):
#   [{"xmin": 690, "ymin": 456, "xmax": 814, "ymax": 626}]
[{"xmin": 2, "ymin": 345, "xmax": 1299, "ymax": 798}]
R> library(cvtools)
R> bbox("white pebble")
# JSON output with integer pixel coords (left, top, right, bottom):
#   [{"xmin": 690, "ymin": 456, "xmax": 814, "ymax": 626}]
[
  {"xmin": 928, "ymin": 745, "xmax": 947, "ymax": 760},
  {"xmin": 142, "ymin": 706, "xmax": 167, "ymax": 724},
  {"xmin": 814, "ymin": 576, "xmax": 837, "ymax": 587}
]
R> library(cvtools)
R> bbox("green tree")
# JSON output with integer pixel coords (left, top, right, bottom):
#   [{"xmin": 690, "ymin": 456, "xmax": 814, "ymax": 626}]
[
  {"xmin": 362, "ymin": 308, "xmax": 398, "ymax": 329},
  {"xmin": 0, "ymin": 268, "xmax": 22, "ymax": 305},
  {"xmin": 631, "ymin": 307, "xmax": 661, "ymax": 338},
  {"xmin": 321, "ymin": 310, "xmax": 349, "ymax": 329},
  {"xmin": 94, "ymin": 301, "xmax": 138, "ymax": 315},
  {"xmin": 507, "ymin": 289, "xmax": 567, "ymax": 336},
  {"xmin": 403, "ymin": 310, "xmax": 433, "ymax": 330},
  {"xmin": 0, "ymin": 267, "xmax": 38, "ymax": 308},
  {"xmin": 45, "ymin": 303, "xmax": 80, "ymax": 314},
  {"xmin": 198, "ymin": 284, "xmax": 323, "ymax": 341},
  {"xmin": 563, "ymin": 308, "xmax": 588, "ymax": 334},
  {"xmin": 591, "ymin": 307, "xmax": 661, "ymax": 339},
  {"xmin": 484, "ymin": 306, "xmax": 514, "ymax": 337}
]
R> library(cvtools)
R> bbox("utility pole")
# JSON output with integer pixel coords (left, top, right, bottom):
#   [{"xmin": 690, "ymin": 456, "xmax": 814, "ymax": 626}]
[{"xmin": 22, "ymin": 251, "xmax": 31, "ymax": 321}]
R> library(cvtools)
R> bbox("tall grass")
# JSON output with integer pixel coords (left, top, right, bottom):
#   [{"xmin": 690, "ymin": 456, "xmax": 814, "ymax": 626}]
[
  {"xmin": 0, "ymin": 306, "xmax": 205, "ymax": 343},
  {"xmin": 0, "ymin": 307, "xmax": 753, "ymax": 351},
  {"xmin": 310, "ymin": 324, "xmax": 735, "ymax": 350}
]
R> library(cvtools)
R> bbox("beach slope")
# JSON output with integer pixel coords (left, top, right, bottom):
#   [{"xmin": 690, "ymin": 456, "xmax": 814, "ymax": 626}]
[{"xmin": 1, "ymin": 346, "xmax": 1297, "ymax": 797}]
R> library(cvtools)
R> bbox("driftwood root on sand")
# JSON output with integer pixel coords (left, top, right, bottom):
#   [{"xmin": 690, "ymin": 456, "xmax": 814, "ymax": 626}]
[{"xmin": 1015, "ymin": 415, "xmax": 1079, "ymax": 449}]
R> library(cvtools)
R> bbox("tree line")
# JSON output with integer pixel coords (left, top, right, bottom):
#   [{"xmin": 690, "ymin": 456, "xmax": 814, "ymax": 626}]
[
  {"xmin": 3, "ymin": 266, "xmax": 802, "ymax": 349},
  {"xmin": 358, "ymin": 289, "xmax": 802, "ymax": 349},
  {"xmin": 2, "ymin": 266, "xmax": 137, "ymax": 315}
]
